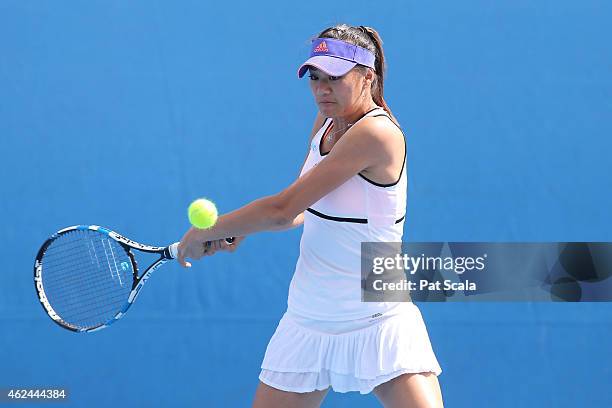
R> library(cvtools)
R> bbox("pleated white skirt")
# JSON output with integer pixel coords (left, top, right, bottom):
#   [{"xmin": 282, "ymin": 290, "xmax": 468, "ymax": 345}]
[{"xmin": 259, "ymin": 302, "xmax": 442, "ymax": 394}]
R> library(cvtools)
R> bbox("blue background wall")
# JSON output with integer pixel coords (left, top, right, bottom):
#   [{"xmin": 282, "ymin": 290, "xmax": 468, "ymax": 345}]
[{"xmin": 1, "ymin": 1, "xmax": 611, "ymax": 407}]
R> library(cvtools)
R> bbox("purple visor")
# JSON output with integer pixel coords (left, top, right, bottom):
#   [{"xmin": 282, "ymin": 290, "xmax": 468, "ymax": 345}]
[{"xmin": 297, "ymin": 37, "xmax": 375, "ymax": 78}]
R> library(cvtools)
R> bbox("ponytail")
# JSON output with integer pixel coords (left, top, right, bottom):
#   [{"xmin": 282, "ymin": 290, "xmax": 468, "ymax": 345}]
[{"xmin": 358, "ymin": 26, "xmax": 397, "ymax": 124}]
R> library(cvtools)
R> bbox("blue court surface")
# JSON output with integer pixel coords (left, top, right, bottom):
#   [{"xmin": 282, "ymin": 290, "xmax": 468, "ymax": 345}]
[{"xmin": 1, "ymin": 1, "xmax": 611, "ymax": 407}]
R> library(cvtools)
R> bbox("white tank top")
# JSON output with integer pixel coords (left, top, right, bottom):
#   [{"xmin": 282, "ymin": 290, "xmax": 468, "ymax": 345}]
[{"xmin": 287, "ymin": 107, "xmax": 408, "ymax": 321}]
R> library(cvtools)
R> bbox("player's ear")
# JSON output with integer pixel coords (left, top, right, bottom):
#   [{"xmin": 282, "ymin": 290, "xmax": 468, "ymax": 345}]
[
  {"xmin": 364, "ymin": 67, "xmax": 374, "ymax": 85},
  {"xmin": 360, "ymin": 68, "xmax": 374, "ymax": 94}
]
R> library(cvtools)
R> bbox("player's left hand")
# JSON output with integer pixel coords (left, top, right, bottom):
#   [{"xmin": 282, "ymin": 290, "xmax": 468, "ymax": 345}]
[{"xmin": 203, "ymin": 236, "xmax": 245, "ymax": 256}]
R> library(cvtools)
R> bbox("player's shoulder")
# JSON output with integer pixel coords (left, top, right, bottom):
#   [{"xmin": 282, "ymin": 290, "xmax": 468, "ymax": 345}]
[
  {"xmin": 354, "ymin": 111, "xmax": 404, "ymax": 147},
  {"xmin": 362, "ymin": 110, "xmax": 402, "ymax": 133}
]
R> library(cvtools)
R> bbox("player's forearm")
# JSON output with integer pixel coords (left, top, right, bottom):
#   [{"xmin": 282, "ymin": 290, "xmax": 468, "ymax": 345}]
[{"xmin": 191, "ymin": 195, "xmax": 289, "ymax": 241}]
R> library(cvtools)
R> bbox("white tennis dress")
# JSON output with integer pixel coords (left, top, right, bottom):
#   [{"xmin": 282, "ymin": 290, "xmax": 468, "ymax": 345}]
[{"xmin": 259, "ymin": 107, "xmax": 442, "ymax": 394}]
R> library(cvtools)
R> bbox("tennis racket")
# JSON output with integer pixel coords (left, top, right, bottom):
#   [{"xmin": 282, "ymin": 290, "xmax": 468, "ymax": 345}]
[{"xmin": 34, "ymin": 225, "xmax": 234, "ymax": 333}]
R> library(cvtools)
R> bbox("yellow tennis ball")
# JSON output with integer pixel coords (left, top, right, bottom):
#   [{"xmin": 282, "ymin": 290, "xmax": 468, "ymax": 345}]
[{"xmin": 188, "ymin": 198, "xmax": 218, "ymax": 229}]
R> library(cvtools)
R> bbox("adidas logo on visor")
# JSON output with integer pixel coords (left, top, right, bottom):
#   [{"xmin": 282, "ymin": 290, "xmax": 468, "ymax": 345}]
[{"xmin": 313, "ymin": 41, "xmax": 329, "ymax": 53}]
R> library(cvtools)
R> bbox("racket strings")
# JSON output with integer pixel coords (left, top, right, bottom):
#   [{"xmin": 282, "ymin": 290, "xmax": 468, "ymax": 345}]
[
  {"xmin": 42, "ymin": 241, "xmax": 136, "ymax": 299},
  {"xmin": 42, "ymin": 257, "xmax": 133, "ymax": 294},
  {"xmin": 42, "ymin": 282, "xmax": 131, "ymax": 309},
  {"xmin": 40, "ymin": 229, "xmax": 135, "ymax": 329},
  {"xmin": 52, "ymin": 294, "xmax": 131, "ymax": 321},
  {"xmin": 41, "ymin": 237, "xmax": 126, "ymax": 272},
  {"xmin": 42, "ymin": 232, "xmax": 132, "ymax": 290},
  {"xmin": 42, "ymin": 282, "xmax": 131, "ymax": 311}
]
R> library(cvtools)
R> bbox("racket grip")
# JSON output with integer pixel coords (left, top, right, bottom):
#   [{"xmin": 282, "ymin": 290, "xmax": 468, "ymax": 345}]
[
  {"xmin": 168, "ymin": 238, "xmax": 236, "ymax": 259},
  {"xmin": 168, "ymin": 242, "xmax": 180, "ymax": 259}
]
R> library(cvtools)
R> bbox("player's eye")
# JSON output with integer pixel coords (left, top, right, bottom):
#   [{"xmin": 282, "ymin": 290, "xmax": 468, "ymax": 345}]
[{"xmin": 309, "ymin": 74, "xmax": 340, "ymax": 81}]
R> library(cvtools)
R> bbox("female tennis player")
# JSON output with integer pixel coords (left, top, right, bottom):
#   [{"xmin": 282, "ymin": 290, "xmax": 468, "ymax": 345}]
[{"xmin": 178, "ymin": 24, "xmax": 443, "ymax": 408}]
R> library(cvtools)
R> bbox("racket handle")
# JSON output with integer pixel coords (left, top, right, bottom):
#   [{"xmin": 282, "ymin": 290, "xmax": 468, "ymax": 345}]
[
  {"xmin": 168, "ymin": 238, "xmax": 236, "ymax": 259},
  {"xmin": 168, "ymin": 242, "xmax": 180, "ymax": 259}
]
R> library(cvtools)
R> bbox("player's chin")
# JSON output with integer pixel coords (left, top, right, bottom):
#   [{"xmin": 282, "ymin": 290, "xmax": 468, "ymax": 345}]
[{"xmin": 317, "ymin": 102, "xmax": 338, "ymax": 114}]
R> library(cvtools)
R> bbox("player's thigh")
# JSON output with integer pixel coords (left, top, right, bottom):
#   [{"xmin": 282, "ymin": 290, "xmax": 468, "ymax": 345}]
[
  {"xmin": 252, "ymin": 381, "xmax": 330, "ymax": 408},
  {"xmin": 372, "ymin": 372, "xmax": 443, "ymax": 408}
]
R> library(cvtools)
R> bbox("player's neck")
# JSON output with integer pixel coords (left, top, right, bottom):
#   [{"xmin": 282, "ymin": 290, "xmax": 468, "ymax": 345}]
[{"xmin": 332, "ymin": 100, "xmax": 379, "ymax": 130}]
